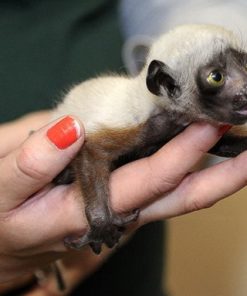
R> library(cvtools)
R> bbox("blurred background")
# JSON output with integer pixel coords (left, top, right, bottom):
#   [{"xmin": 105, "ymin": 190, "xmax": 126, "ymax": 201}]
[{"xmin": 167, "ymin": 188, "xmax": 247, "ymax": 296}]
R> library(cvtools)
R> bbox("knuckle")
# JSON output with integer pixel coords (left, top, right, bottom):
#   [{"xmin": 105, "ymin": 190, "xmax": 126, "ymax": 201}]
[
  {"xmin": 146, "ymin": 158, "xmax": 178, "ymax": 198},
  {"xmin": 185, "ymin": 195, "xmax": 215, "ymax": 213},
  {"xmin": 189, "ymin": 140, "xmax": 208, "ymax": 155},
  {"xmin": 186, "ymin": 197, "xmax": 203, "ymax": 212},
  {"xmin": 152, "ymin": 177, "xmax": 177, "ymax": 197},
  {"xmin": 16, "ymin": 146, "xmax": 51, "ymax": 182}
]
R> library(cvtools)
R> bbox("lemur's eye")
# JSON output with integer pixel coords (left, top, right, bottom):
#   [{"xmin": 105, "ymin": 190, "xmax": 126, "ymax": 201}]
[{"xmin": 207, "ymin": 70, "xmax": 225, "ymax": 87}]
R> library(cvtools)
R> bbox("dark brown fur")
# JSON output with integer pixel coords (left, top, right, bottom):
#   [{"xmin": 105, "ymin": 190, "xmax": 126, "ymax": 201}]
[{"xmin": 64, "ymin": 125, "xmax": 145, "ymax": 253}]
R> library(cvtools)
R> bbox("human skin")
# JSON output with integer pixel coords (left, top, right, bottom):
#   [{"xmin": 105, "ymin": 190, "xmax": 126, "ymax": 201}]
[{"xmin": 1, "ymin": 112, "xmax": 247, "ymax": 295}]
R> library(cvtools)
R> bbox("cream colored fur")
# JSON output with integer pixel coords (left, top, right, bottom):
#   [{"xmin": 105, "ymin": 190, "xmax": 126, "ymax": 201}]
[
  {"xmin": 147, "ymin": 24, "xmax": 241, "ymax": 69},
  {"xmin": 53, "ymin": 75, "xmax": 155, "ymax": 134},
  {"xmin": 53, "ymin": 24, "xmax": 244, "ymax": 132}
]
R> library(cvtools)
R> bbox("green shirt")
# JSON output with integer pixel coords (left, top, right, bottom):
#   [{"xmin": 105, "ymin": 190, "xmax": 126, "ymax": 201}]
[
  {"xmin": 0, "ymin": 0, "xmax": 123, "ymax": 122},
  {"xmin": 0, "ymin": 1, "xmax": 166, "ymax": 295}
]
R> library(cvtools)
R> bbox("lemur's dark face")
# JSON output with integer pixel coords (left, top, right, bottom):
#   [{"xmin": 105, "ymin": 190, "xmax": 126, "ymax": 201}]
[
  {"xmin": 146, "ymin": 49, "xmax": 247, "ymax": 125},
  {"xmin": 196, "ymin": 48, "xmax": 247, "ymax": 124}
]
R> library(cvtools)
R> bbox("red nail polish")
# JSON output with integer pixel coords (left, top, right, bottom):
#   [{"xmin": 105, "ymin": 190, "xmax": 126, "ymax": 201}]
[
  {"xmin": 47, "ymin": 116, "xmax": 81, "ymax": 149},
  {"xmin": 218, "ymin": 124, "xmax": 232, "ymax": 136}
]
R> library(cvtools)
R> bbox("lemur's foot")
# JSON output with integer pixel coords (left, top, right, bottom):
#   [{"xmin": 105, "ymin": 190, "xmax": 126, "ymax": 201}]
[{"xmin": 64, "ymin": 209, "xmax": 139, "ymax": 254}]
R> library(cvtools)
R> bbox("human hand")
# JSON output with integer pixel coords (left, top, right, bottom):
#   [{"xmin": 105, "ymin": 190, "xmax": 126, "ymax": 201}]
[
  {"xmin": 0, "ymin": 115, "xmax": 86, "ymax": 283},
  {"xmin": 25, "ymin": 122, "xmax": 245, "ymax": 296},
  {"xmin": 110, "ymin": 123, "xmax": 247, "ymax": 226},
  {"xmin": 1, "ymin": 119, "xmax": 246, "ymax": 295}
]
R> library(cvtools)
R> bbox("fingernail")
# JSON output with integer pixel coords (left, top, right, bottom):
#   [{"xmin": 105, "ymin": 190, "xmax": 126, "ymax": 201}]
[
  {"xmin": 218, "ymin": 124, "xmax": 232, "ymax": 136},
  {"xmin": 47, "ymin": 116, "xmax": 81, "ymax": 149}
]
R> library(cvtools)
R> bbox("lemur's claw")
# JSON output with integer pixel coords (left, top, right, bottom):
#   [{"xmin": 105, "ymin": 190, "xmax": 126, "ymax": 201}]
[
  {"xmin": 64, "ymin": 209, "xmax": 140, "ymax": 254},
  {"xmin": 64, "ymin": 234, "xmax": 90, "ymax": 250}
]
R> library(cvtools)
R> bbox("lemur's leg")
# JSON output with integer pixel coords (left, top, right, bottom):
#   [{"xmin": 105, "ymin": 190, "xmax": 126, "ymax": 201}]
[
  {"xmin": 55, "ymin": 113, "xmax": 185, "ymax": 253},
  {"xmin": 63, "ymin": 127, "xmax": 143, "ymax": 254}
]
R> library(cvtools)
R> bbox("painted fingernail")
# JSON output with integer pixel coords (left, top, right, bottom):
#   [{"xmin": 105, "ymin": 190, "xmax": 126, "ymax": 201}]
[
  {"xmin": 218, "ymin": 124, "xmax": 232, "ymax": 136},
  {"xmin": 47, "ymin": 116, "xmax": 81, "ymax": 149}
]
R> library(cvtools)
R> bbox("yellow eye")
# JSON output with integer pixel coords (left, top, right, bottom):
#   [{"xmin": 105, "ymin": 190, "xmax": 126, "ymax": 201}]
[{"xmin": 207, "ymin": 70, "xmax": 225, "ymax": 87}]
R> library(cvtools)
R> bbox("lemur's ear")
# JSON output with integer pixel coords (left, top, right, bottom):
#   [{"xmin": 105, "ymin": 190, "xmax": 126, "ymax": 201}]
[{"xmin": 146, "ymin": 60, "xmax": 180, "ymax": 98}]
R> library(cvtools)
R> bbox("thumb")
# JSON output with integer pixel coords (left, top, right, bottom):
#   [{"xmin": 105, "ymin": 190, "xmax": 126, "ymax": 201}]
[{"xmin": 0, "ymin": 116, "xmax": 84, "ymax": 212}]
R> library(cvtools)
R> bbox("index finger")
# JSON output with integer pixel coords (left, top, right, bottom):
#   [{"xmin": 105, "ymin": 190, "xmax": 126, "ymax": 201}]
[{"xmin": 0, "ymin": 116, "xmax": 84, "ymax": 212}]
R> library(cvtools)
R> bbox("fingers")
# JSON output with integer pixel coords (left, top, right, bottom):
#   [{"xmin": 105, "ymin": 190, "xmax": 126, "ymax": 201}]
[
  {"xmin": 1, "ymin": 184, "xmax": 87, "ymax": 254},
  {"xmin": 140, "ymin": 150, "xmax": 247, "ymax": 225},
  {"xmin": 0, "ymin": 116, "xmax": 84, "ymax": 212},
  {"xmin": 179, "ymin": 159, "xmax": 246, "ymax": 213},
  {"xmin": 175, "ymin": 151, "xmax": 247, "ymax": 213},
  {"xmin": 110, "ymin": 123, "xmax": 222, "ymax": 212}
]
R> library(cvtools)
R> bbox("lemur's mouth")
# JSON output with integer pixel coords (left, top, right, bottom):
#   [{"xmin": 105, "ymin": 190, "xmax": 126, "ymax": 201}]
[
  {"xmin": 233, "ymin": 85, "xmax": 247, "ymax": 115},
  {"xmin": 236, "ymin": 109, "xmax": 247, "ymax": 115},
  {"xmin": 235, "ymin": 103, "xmax": 247, "ymax": 115}
]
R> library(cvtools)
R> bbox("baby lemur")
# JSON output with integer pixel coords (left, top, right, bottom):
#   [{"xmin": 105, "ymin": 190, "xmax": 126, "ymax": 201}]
[{"xmin": 52, "ymin": 24, "xmax": 247, "ymax": 254}]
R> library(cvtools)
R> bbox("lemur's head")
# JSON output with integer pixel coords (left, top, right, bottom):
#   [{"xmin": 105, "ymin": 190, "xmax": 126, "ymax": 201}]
[{"xmin": 146, "ymin": 24, "xmax": 247, "ymax": 125}]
